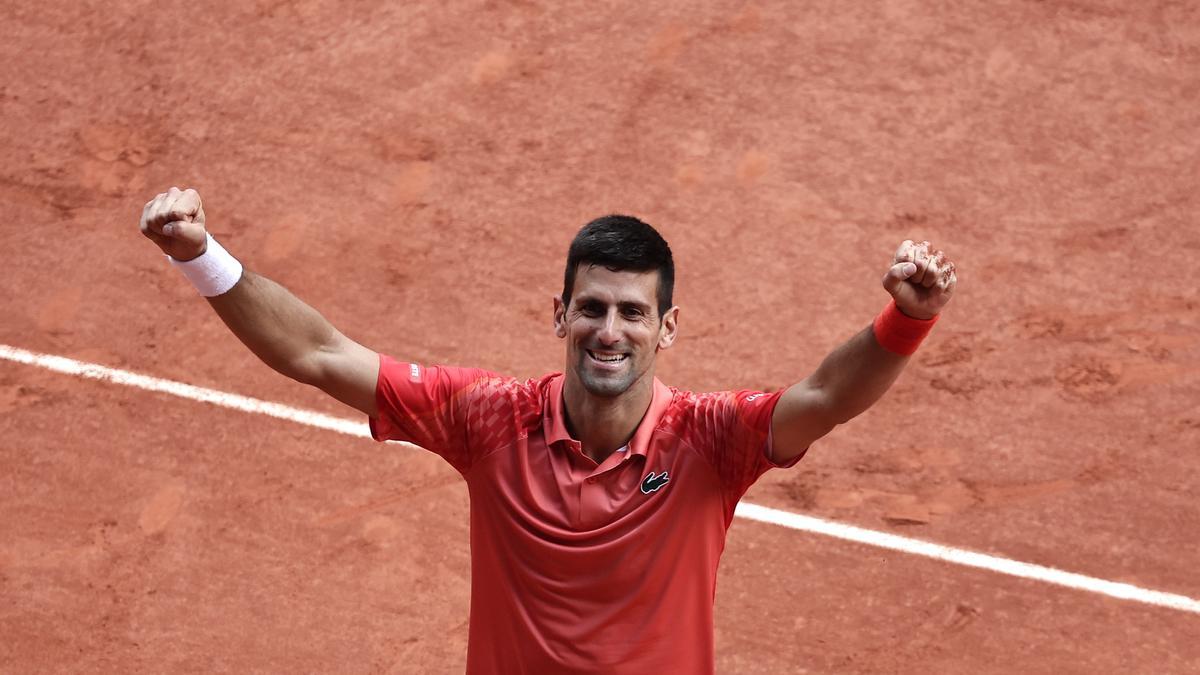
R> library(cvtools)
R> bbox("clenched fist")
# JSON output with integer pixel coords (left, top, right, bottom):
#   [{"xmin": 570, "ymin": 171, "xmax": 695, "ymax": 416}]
[
  {"xmin": 140, "ymin": 187, "xmax": 208, "ymax": 261},
  {"xmin": 881, "ymin": 240, "xmax": 957, "ymax": 320}
]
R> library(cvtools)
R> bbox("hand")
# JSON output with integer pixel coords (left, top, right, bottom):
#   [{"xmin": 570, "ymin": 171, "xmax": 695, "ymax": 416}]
[
  {"xmin": 881, "ymin": 240, "xmax": 957, "ymax": 320},
  {"xmin": 139, "ymin": 187, "xmax": 208, "ymax": 261}
]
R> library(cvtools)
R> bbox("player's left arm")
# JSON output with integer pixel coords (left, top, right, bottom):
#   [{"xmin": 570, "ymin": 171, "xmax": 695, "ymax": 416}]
[{"xmin": 769, "ymin": 240, "xmax": 958, "ymax": 464}]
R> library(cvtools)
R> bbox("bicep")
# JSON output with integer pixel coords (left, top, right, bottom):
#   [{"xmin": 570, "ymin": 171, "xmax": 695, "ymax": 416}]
[
  {"xmin": 308, "ymin": 332, "xmax": 381, "ymax": 417},
  {"xmin": 770, "ymin": 379, "xmax": 837, "ymax": 464}
]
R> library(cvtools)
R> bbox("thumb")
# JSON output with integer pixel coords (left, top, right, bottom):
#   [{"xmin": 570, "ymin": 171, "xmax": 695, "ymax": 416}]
[
  {"xmin": 881, "ymin": 261, "xmax": 917, "ymax": 295},
  {"xmin": 161, "ymin": 218, "xmax": 209, "ymax": 261},
  {"xmin": 162, "ymin": 217, "xmax": 205, "ymax": 241}
]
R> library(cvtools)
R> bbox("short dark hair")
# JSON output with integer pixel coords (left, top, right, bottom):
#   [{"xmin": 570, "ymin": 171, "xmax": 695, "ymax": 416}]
[{"xmin": 561, "ymin": 215, "xmax": 675, "ymax": 318}]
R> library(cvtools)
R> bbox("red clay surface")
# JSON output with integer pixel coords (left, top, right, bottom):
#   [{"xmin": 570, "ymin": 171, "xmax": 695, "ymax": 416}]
[{"xmin": 3, "ymin": 1, "xmax": 1199, "ymax": 672}]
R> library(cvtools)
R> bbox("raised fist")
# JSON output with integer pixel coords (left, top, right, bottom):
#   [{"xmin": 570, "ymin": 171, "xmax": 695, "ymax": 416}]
[
  {"xmin": 139, "ymin": 187, "xmax": 207, "ymax": 261},
  {"xmin": 881, "ymin": 240, "xmax": 957, "ymax": 320}
]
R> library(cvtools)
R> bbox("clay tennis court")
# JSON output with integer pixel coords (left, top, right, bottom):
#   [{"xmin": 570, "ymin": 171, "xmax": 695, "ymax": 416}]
[{"xmin": 3, "ymin": 1, "xmax": 1198, "ymax": 672}]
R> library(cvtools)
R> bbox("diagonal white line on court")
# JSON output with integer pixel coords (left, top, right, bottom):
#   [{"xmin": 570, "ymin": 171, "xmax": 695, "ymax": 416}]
[
  {"xmin": 3, "ymin": 342, "xmax": 1198, "ymax": 616},
  {"xmin": 733, "ymin": 503, "xmax": 1200, "ymax": 614},
  {"xmin": 1, "ymin": 343, "xmax": 370, "ymax": 439}
]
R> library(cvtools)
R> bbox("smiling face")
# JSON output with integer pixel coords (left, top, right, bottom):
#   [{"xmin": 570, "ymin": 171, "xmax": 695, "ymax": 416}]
[{"xmin": 554, "ymin": 264, "xmax": 679, "ymax": 399}]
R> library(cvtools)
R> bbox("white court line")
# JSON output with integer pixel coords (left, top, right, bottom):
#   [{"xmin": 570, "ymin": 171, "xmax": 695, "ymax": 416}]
[{"xmin": 3, "ymin": 343, "xmax": 1199, "ymax": 616}]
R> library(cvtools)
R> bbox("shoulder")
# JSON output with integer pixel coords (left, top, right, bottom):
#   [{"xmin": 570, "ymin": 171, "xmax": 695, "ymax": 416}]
[
  {"xmin": 377, "ymin": 356, "xmax": 543, "ymax": 410},
  {"xmin": 443, "ymin": 368, "xmax": 544, "ymax": 404},
  {"xmin": 512, "ymin": 371, "xmax": 559, "ymax": 423},
  {"xmin": 459, "ymin": 370, "xmax": 558, "ymax": 431},
  {"xmin": 658, "ymin": 385, "xmax": 782, "ymax": 437},
  {"xmin": 661, "ymin": 386, "xmax": 734, "ymax": 417},
  {"xmin": 657, "ymin": 385, "xmax": 715, "ymax": 434}
]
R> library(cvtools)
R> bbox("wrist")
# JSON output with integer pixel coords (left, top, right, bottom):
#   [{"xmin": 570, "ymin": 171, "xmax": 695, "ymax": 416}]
[
  {"xmin": 894, "ymin": 303, "xmax": 936, "ymax": 321},
  {"xmin": 168, "ymin": 233, "xmax": 243, "ymax": 297},
  {"xmin": 872, "ymin": 299, "xmax": 938, "ymax": 356},
  {"xmin": 170, "ymin": 238, "xmax": 208, "ymax": 262}
]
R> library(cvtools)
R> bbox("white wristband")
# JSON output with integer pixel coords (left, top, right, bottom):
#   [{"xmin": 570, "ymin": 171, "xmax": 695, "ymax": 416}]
[{"xmin": 168, "ymin": 234, "xmax": 244, "ymax": 297}]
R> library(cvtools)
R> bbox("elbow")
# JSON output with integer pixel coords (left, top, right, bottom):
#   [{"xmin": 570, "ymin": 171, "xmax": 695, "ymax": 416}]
[
  {"xmin": 812, "ymin": 387, "xmax": 864, "ymax": 429},
  {"xmin": 295, "ymin": 367, "xmax": 329, "ymax": 391},
  {"xmin": 275, "ymin": 352, "xmax": 324, "ymax": 388},
  {"xmin": 829, "ymin": 407, "xmax": 858, "ymax": 428},
  {"xmin": 813, "ymin": 411, "xmax": 844, "ymax": 442}
]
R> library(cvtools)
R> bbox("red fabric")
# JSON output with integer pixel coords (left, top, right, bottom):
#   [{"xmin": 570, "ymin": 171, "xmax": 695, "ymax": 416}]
[
  {"xmin": 370, "ymin": 355, "xmax": 802, "ymax": 674},
  {"xmin": 872, "ymin": 299, "xmax": 939, "ymax": 356}
]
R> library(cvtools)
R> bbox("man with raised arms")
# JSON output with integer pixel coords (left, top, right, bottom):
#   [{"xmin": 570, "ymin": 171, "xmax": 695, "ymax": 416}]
[{"xmin": 139, "ymin": 186, "xmax": 957, "ymax": 674}]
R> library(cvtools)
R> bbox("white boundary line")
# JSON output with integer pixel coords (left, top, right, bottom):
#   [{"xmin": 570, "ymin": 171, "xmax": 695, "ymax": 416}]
[{"xmin": 3, "ymin": 343, "xmax": 1198, "ymax": 616}]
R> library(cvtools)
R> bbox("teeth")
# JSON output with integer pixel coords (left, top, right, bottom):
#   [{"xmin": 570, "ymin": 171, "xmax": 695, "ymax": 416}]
[{"xmin": 589, "ymin": 351, "xmax": 626, "ymax": 363}]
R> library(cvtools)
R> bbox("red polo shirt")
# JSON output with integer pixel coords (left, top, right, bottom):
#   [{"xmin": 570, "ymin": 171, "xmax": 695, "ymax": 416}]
[{"xmin": 369, "ymin": 355, "xmax": 804, "ymax": 674}]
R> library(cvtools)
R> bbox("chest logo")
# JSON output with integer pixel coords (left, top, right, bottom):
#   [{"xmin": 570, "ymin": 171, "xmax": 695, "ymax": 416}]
[{"xmin": 640, "ymin": 470, "xmax": 670, "ymax": 495}]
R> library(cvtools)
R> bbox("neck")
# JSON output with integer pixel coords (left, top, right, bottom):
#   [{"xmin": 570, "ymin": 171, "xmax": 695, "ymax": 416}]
[{"xmin": 561, "ymin": 371, "xmax": 655, "ymax": 464}]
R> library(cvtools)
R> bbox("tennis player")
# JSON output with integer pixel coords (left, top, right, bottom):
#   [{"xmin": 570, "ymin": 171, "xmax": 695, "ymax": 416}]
[{"xmin": 140, "ymin": 186, "xmax": 956, "ymax": 674}]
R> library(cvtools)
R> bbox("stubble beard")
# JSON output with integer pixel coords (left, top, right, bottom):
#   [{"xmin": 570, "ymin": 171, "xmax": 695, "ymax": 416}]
[{"xmin": 576, "ymin": 354, "xmax": 640, "ymax": 398}]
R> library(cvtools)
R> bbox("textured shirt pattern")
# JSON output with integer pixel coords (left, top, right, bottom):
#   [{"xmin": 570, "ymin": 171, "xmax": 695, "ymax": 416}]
[{"xmin": 369, "ymin": 355, "xmax": 803, "ymax": 674}]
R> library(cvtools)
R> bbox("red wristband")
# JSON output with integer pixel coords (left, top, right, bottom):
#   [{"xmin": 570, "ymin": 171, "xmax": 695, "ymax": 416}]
[{"xmin": 872, "ymin": 300, "xmax": 938, "ymax": 356}]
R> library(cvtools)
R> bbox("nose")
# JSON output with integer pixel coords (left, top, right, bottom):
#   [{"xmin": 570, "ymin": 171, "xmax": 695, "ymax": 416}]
[{"xmin": 596, "ymin": 309, "xmax": 621, "ymax": 346}]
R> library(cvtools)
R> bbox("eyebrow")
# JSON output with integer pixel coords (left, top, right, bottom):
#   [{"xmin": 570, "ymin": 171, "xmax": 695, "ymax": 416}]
[{"xmin": 574, "ymin": 296, "xmax": 652, "ymax": 312}]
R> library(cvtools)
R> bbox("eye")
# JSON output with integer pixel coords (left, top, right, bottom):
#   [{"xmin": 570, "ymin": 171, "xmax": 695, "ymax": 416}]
[
  {"xmin": 621, "ymin": 307, "xmax": 644, "ymax": 319},
  {"xmin": 579, "ymin": 303, "xmax": 603, "ymax": 318}
]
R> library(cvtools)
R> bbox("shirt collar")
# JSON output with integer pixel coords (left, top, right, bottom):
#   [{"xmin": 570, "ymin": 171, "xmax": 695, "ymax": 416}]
[{"xmin": 543, "ymin": 374, "xmax": 672, "ymax": 458}]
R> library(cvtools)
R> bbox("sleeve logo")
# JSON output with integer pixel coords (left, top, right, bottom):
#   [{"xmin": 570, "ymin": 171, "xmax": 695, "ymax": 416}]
[{"xmin": 409, "ymin": 363, "xmax": 422, "ymax": 383}]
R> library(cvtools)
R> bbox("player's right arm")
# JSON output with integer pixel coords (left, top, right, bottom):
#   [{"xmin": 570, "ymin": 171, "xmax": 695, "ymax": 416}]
[{"xmin": 139, "ymin": 187, "xmax": 380, "ymax": 417}]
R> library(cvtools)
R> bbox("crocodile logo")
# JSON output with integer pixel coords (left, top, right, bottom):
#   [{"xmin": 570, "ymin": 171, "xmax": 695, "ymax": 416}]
[{"xmin": 640, "ymin": 470, "xmax": 670, "ymax": 495}]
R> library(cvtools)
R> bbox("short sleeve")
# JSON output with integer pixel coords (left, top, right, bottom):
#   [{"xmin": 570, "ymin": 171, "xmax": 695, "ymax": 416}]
[
  {"xmin": 369, "ymin": 354, "xmax": 501, "ymax": 474},
  {"xmin": 697, "ymin": 388, "xmax": 807, "ymax": 508}
]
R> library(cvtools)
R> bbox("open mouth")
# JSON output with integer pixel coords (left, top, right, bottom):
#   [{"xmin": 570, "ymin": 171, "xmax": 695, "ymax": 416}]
[{"xmin": 587, "ymin": 350, "xmax": 628, "ymax": 366}]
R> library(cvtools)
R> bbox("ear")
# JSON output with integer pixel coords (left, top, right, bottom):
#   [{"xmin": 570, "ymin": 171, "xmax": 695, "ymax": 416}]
[
  {"xmin": 657, "ymin": 306, "xmax": 679, "ymax": 351},
  {"xmin": 553, "ymin": 295, "xmax": 568, "ymax": 338}
]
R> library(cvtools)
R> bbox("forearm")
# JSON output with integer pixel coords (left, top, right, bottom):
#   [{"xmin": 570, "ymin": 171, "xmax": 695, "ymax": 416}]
[
  {"xmin": 770, "ymin": 242, "xmax": 954, "ymax": 461},
  {"xmin": 206, "ymin": 269, "xmax": 341, "ymax": 384},
  {"xmin": 140, "ymin": 189, "xmax": 380, "ymax": 414},
  {"xmin": 805, "ymin": 324, "xmax": 910, "ymax": 425}
]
